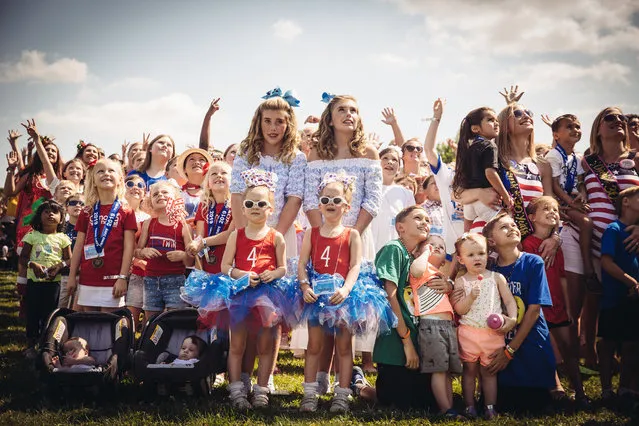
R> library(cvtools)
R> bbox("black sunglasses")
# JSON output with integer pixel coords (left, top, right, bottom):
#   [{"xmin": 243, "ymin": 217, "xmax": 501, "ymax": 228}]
[
  {"xmin": 513, "ymin": 109, "xmax": 534, "ymax": 118},
  {"xmin": 66, "ymin": 200, "xmax": 85, "ymax": 207},
  {"xmin": 603, "ymin": 113, "xmax": 627, "ymax": 123},
  {"xmin": 126, "ymin": 180, "xmax": 145, "ymax": 189},
  {"xmin": 319, "ymin": 196, "xmax": 344, "ymax": 205},
  {"xmin": 243, "ymin": 200, "xmax": 270, "ymax": 209},
  {"xmin": 404, "ymin": 145, "xmax": 423, "ymax": 153}
]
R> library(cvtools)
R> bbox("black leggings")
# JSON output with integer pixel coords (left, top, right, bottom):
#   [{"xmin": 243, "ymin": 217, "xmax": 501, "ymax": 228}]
[{"xmin": 26, "ymin": 280, "xmax": 60, "ymax": 341}]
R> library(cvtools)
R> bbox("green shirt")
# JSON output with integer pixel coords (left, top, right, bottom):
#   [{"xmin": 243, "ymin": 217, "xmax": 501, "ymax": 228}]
[
  {"xmin": 373, "ymin": 239, "xmax": 418, "ymax": 366},
  {"xmin": 22, "ymin": 231, "xmax": 71, "ymax": 282}
]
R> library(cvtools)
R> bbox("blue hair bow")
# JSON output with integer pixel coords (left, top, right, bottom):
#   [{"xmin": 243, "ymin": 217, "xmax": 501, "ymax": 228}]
[
  {"xmin": 262, "ymin": 87, "xmax": 300, "ymax": 107},
  {"xmin": 321, "ymin": 92, "xmax": 335, "ymax": 103}
]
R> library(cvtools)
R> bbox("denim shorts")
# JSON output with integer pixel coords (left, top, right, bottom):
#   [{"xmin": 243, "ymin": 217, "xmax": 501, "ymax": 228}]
[
  {"xmin": 143, "ymin": 274, "xmax": 187, "ymax": 312},
  {"xmin": 126, "ymin": 273, "xmax": 144, "ymax": 309}
]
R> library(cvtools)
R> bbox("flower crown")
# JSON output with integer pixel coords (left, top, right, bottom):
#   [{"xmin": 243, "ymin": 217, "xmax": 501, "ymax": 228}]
[
  {"xmin": 77, "ymin": 139, "xmax": 88, "ymax": 152},
  {"xmin": 318, "ymin": 171, "xmax": 357, "ymax": 195},
  {"xmin": 241, "ymin": 169, "xmax": 278, "ymax": 191}
]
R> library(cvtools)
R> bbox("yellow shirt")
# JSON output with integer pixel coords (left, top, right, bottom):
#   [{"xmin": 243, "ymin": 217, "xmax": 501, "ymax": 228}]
[{"xmin": 22, "ymin": 231, "xmax": 71, "ymax": 282}]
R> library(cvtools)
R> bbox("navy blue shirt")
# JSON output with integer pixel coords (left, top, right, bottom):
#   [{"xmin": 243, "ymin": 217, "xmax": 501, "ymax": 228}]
[{"xmin": 492, "ymin": 252, "xmax": 555, "ymax": 388}]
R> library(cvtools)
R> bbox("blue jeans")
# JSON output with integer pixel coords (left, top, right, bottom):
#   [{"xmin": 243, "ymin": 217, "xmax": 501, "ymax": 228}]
[{"xmin": 143, "ymin": 274, "xmax": 187, "ymax": 311}]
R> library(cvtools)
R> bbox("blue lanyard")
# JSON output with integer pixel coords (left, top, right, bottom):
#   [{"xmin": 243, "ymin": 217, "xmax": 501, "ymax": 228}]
[
  {"xmin": 92, "ymin": 198, "xmax": 121, "ymax": 255},
  {"xmin": 208, "ymin": 201, "xmax": 230, "ymax": 237},
  {"xmin": 555, "ymin": 144, "xmax": 577, "ymax": 194}
]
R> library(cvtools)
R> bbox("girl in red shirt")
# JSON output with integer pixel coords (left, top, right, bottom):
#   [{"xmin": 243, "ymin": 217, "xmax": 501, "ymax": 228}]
[
  {"xmin": 67, "ymin": 159, "xmax": 137, "ymax": 312},
  {"xmin": 220, "ymin": 169, "xmax": 289, "ymax": 409},
  {"xmin": 297, "ymin": 172, "xmax": 396, "ymax": 413},
  {"xmin": 135, "ymin": 181, "xmax": 194, "ymax": 318}
]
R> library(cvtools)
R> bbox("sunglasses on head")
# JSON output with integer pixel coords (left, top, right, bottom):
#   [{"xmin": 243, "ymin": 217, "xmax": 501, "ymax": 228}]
[
  {"xmin": 403, "ymin": 145, "xmax": 423, "ymax": 153},
  {"xmin": 603, "ymin": 113, "xmax": 627, "ymax": 123},
  {"xmin": 513, "ymin": 109, "xmax": 534, "ymax": 119},
  {"xmin": 126, "ymin": 180, "xmax": 145, "ymax": 189},
  {"xmin": 319, "ymin": 196, "xmax": 344, "ymax": 205},
  {"xmin": 243, "ymin": 200, "xmax": 270, "ymax": 209},
  {"xmin": 66, "ymin": 200, "xmax": 85, "ymax": 207}
]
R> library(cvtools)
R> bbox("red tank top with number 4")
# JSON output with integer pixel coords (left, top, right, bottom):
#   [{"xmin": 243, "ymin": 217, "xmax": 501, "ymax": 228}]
[
  {"xmin": 310, "ymin": 227, "xmax": 351, "ymax": 278},
  {"xmin": 234, "ymin": 228, "xmax": 277, "ymax": 274}
]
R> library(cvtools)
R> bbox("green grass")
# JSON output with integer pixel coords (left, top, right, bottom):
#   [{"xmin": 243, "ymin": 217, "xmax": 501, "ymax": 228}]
[{"xmin": 0, "ymin": 270, "xmax": 637, "ymax": 425}]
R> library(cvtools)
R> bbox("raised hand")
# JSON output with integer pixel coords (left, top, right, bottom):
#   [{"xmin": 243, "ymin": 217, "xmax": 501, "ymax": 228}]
[
  {"xmin": 433, "ymin": 98, "xmax": 445, "ymax": 120},
  {"xmin": 207, "ymin": 98, "xmax": 221, "ymax": 115},
  {"xmin": 121, "ymin": 141, "xmax": 129, "ymax": 159},
  {"xmin": 20, "ymin": 118, "xmax": 39, "ymax": 139},
  {"xmin": 142, "ymin": 132, "xmax": 151, "ymax": 149},
  {"xmin": 499, "ymin": 85, "xmax": 524, "ymax": 105},
  {"xmin": 381, "ymin": 107, "xmax": 398, "ymax": 126},
  {"xmin": 304, "ymin": 115, "xmax": 320, "ymax": 124},
  {"xmin": 7, "ymin": 130, "xmax": 22, "ymax": 144},
  {"xmin": 367, "ymin": 132, "xmax": 381, "ymax": 149},
  {"xmin": 6, "ymin": 151, "xmax": 18, "ymax": 170},
  {"xmin": 541, "ymin": 114, "xmax": 553, "ymax": 128}
]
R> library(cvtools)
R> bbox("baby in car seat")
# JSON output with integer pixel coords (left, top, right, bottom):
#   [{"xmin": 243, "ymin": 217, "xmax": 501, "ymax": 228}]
[{"xmin": 52, "ymin": 337, "xmax": 97, "ymax": 369}]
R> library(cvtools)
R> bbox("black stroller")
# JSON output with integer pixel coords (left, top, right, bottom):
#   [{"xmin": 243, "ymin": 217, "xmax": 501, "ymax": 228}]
[
  {"xmin": 38, "ymin": 308, "xmax": 134, "ymax": 397},
  {"xmin": 133, "ymin": 308, "xmax": 228, "ymax": 397}
]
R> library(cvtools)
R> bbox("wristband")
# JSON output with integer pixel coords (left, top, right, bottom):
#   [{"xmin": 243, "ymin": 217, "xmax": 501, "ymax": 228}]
[
  {"xmin": 227, "ymin": 266, "xmax": 234, "ymax": 278},
  {"xmin": 505, "ymin": 344, "xmax": 516, "ymax": 355},
  {"xmin": 399, "ymin": 328, "xmax": 411, "ymax": 340},
  {"xmin": 299, "ymin": 278, "xmax": 310, "ymax": 287},
  {"xmin": 503, "ymin": 349, "xmax": 513, "ymax": 360},
  {"xmin": 103, "ymin": 274, "xmax": 128, "ymax": 281},
  {"xmin": 17, "ymin": 276, "xmax": 28, "ymax": 285},
  {"xmin": 432, "ymin": 117, "xmax": 440, "ymax": 122}
]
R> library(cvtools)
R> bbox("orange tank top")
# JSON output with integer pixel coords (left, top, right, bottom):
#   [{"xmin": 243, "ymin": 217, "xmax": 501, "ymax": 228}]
[
  {"xmin": 234, "ymin": 228, "xmax": 277, "ymax": 275},
  {"xmin": 310, "ymin": 227, "xmax": 351, "ymax": 278}
]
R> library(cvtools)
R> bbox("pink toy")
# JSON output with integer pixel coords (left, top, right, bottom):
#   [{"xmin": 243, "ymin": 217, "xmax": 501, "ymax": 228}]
[{"xmin": 487, "ymin": 313, "xmax": 504, "ymax": 329}]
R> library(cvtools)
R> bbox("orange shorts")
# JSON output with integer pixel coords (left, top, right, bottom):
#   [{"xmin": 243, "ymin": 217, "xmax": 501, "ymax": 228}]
[{"xmin": 457, "ymin": 324, "xmax": 504, "ymax": 367}]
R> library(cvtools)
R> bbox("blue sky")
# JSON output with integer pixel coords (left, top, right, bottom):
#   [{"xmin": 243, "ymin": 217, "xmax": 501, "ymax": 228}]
[{"xmin": 1, "ymin": 0, "xmax": 638, "ymax": 162}]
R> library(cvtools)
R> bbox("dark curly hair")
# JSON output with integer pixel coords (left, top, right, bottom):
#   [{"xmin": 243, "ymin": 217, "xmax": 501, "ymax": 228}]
[{"xmin": 30, "ymin": 199, "xmax": 65, "ymax": 233}]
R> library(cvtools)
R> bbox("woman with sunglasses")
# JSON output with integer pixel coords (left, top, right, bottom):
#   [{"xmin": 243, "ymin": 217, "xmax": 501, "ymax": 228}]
[
  {"xmin": 581, "ymin": 107, "xmax": 639, "ymax": 373},
  {"xmin": 401, "ymin": 139, "xmax": 426, "ymax": 178},
  {"xmin": 124, "ymin": 174, "xmax": 151, "ymax": 331}
]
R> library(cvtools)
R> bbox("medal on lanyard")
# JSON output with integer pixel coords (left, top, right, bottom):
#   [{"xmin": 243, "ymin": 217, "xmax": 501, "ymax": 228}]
[
  {"xmin": 204, "ymin": 202, "xmax": 229, "ymax": 265},
  {"xmin": 91, "ymin": 198, "xmax": 121, "ymax": 268}
]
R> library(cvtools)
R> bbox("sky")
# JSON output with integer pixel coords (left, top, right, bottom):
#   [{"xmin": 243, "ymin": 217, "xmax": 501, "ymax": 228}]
[{"xmin": 1, "ymin": 0, "xmax": 638, "ymax": 163}]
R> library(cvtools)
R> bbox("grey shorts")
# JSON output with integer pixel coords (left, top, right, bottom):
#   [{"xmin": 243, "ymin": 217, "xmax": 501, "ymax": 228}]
[
  {"xmin": 143, "ymin": 274, "xmax": 187, "ymax": 312},
  {"xmin": 125, "ymin": 273, "xmax": 144, "ymax": 309},
  {"xmin": 417, "ymin": 318, "xmax": 463, "ymax": 374}
]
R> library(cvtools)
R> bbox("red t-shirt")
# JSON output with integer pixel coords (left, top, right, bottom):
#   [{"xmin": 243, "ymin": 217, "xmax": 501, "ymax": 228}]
[
  {"xmin": 194, "ymin": 202, "xmax": 233, "ymax": 275},
  {"xmin": 144, "ymin": 218, "xmax": 187, "ymax": 277},
  {"xmin": 234, "ymin": 228, "xmax": 277, "ymax": 275},
  {"xmin": 522, "ymin": 234, "xmax": 569, "ymax": 325},
  {"xmin": 310, "ymin": 227, "xmax": 351, "ymax": 278},
  {"xmin": 75, "ymin": 203, "xmax": 137, "ymax": 287},
  {"xmin": 131, "ymin": 211, "xmax": 148, "ymax": 276}
]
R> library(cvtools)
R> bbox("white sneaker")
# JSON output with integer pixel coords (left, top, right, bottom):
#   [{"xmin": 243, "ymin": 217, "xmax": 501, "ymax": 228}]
[
  {"xmin": 267, "ymin": 374, "xmax": 276, "ymax": 393},
  {"xmin": 317, "ymin": 372, "xmax": 330, "ymax": 395},
  {"xmin": 252, "ymin": 385, "xmax": 270, "ymax": 408},
  {"xmin": 241, "ymin": 372, "xmax": 253, "ymax": 395}
]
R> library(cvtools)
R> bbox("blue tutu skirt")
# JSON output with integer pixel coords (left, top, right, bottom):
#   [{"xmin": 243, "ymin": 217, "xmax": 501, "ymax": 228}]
[
  {"xmin": 180, "ymin": 270, "xmax": 233, "ymax": 329},
  {"xmin": 227, "ymin": 275, "xmax": 299, "ymax": 330},
  {"xmin": 290, "ymin": 259, "xmax": 397, "ymax": 336}
]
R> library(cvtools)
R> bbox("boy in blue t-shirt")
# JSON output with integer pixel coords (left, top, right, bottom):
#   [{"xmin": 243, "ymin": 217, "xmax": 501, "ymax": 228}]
[{"xmin": 598, "ymin": 187, "xmax": 639, "ymax": 400}]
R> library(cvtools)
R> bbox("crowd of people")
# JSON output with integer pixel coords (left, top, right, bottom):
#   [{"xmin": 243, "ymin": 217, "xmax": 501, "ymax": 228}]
[{"xmin": 3, "ymin": 85, "xmax": 639, "ymax": 418}]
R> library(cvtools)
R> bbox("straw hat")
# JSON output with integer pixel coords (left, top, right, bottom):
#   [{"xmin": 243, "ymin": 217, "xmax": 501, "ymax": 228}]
[{"xmin": 176, "ymin": 148, "xmax": 214, "ymax": 180}]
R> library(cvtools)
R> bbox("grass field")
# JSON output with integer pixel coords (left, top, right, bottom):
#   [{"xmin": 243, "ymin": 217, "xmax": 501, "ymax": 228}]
[{"xmin": 0, "ymin": 270, "xmax": 637, "ymax": 425}]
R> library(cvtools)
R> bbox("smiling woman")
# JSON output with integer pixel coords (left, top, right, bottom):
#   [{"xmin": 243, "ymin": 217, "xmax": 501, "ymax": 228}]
[{"xmin": 128, "ymin": 134, "xmax": 175, "ymax": 190}]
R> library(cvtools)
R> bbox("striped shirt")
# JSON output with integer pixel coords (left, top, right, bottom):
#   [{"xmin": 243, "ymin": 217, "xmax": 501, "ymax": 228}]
[
  {"xmin": 584, "ymin": 153, "xmax": 639, "ymax": 258},
  {"xmin": 471, "ymin": 162, "xmax": 544, "ymax": 233}
]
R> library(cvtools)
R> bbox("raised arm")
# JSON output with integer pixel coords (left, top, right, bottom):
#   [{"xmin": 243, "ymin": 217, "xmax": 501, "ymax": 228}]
[
  {"xmin": 7, "ymin": 130, "xmax": 25, "ymax": 171},
  {"xmin": 21, "ymin": 119, "xmax": 58, "ymax": 185},
  {"xmin": 198, "ymin": 98, "xmax": 220, "ymax": 151},
  {"xmin": 381, "ymin": 107, "xmax": 405, "ymax": 147},
  {"xmin": 423, "ymin": 98, "xmax": 444, "ymax": 167}
]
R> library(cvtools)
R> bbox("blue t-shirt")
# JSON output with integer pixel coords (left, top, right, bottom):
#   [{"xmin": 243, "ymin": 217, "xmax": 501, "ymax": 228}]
[
  {"xmin": 492, "ymin": 252, "xmax": 555, "ymax": 388},
  {"xmin": 64, "ymin": 221, "xmax": 78, "ymax": 250},
  {"xmin": 601, "ymin": 220, "xmax": 639, "ymax": 310},
  {"xmin": 127, "ymin": 170, "xmax": 167, "ymax": 191}
]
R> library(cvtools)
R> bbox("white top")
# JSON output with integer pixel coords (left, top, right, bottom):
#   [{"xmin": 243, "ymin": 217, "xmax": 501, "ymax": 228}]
[
  {"xmin": 371, "ymin": 184, "xmax": 415, "ymax": 252},
  {"xmin": 459, "ymin": 271, "xmax": 502, "ymax": 329},
  {"xmin": 429, "ymin": 156, "xmax": 465, "ymax": 254},
  {"xmin": 545, "ymin": 147, "xmax": 584, "ymax": 196},
  {"xmin": 172, "ymin": 358, "xmax": 199, "ymax": 365}
]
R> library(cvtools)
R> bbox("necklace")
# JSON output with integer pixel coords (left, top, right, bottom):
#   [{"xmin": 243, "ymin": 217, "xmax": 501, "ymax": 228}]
[
  {"xmin": 398, "ymin": 238, "xmax": 414, "ymax": 262},
  {"xmin": 498, "ymin": 253, "xmax": 522, "ymax": 283}
]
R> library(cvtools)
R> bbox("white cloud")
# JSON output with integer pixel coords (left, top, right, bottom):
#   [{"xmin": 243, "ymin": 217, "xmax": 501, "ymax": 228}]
[
  {"xmin": 504, "ymin": 60, "xmax": 632, "ymax": 90},
  {"xmin": 0, "ymin": 50, "xmax": 88, "ymax": 83},
  {"xmin": 372, "ymin": 53, "xmax": 419, "ymax": 68},
  {"xmin": 272, "ymin": 19, "xmax": 302, "ymax": 41},
  {"xmin": 389, "ymin": 0, "xmax": 639, "ymax": 55}
]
